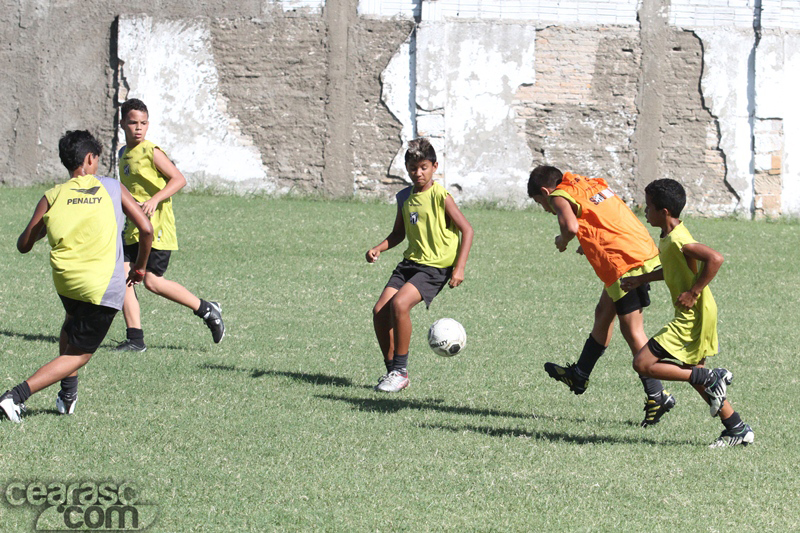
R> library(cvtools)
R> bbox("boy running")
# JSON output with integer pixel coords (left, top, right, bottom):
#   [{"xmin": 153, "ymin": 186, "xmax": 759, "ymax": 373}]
[
  {"xmin": 115, "ymin": 98, "xmax": 224, "ymax": 352},
  {"xmin": 1, "ymin": 130, "xmax": 152, "ymax": 422},
  {"xmin": 366, "ymin": 138, "xmax": 474, "ymax": 392},
  {"xmin": 623, "ymin": 178, "xmax": 754, "ymax": 447},
  {"xmin": 528, "ymin": 166, "xmax": 673, "ymax": 426}
]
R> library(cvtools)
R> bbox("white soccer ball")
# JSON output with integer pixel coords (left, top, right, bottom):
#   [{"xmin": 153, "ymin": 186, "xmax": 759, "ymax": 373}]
[{"xmin": 427, "ymin": 318, "xmax": 467, "ymax": 357}]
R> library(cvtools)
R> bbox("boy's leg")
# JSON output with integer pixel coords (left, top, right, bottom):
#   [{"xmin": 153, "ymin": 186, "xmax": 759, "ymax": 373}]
[
  {"xmin": 708, "ymin": 396, "xmax": 754, "ymax": 447},
  {"xmin": 115, "ymin": 262, "xmax": 146, "ymax": 352},
  {"xmin": 377, "ymin": 283, "xmax": 422, "ymax": 392},
  {"xmin": 144, "ymin": 274, "xmax": 225, "ymax": 343},
  {"xmin": 544, "ymin": 289, "xmax": 615, "ymax": 394},
  {"xmin": 373, "ymin": 286, "xmax": 399, "ymax": 371}
]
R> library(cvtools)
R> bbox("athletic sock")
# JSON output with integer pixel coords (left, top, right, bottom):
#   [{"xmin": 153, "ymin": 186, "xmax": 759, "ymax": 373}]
[
  {"xmin": 640, "ymin": 376, "xmax": 665, "ymax": 399},
  {"xmin": 689, "ymin": 367, "xmax": 711, "ymax": 386},
  {"xmin": 194, "ymin": 300, "xmax": 212, "ymax": 318},
  {"xmin": 384, "ymin": 359, "xmax": 393, "ymax": 374},
  {"xmin": 721, "ymin": 411, "xmax": 744, "ymax": 432},
  {"xmin": 60, "ymin": 375, "xmax": 78, "ymax": 400},
  {"xmin": 11, "ymin": 382, "xmax": 31, "ymax": 404},
  {"xmin": 575, "ymin": 335, "xmax": 606, "ymax": 378},
  {"xmin": 126, "ymin": 328, "xmax": 144, "ymax": 342},
  {"xmin": 392, "ymin": 354, "xmax": 409, "ymax": 374}
]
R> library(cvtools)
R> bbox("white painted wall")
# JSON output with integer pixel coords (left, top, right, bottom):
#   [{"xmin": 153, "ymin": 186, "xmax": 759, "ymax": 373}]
[{"xmin": 117, "ymin": 15, "xmax": 271, "ymax": 192}]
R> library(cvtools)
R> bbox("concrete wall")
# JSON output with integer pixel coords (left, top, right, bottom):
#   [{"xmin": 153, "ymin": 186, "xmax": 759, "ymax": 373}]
[{"xmin": 1, "ymin": 0, "xmax": 799, "ymax": 216}]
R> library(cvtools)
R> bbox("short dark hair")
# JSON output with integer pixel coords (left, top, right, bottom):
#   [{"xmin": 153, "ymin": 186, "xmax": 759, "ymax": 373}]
[
  {"xmin": 405, "ymin": 138, "xmax": 437, "ymax": 165},
  {"xmin": 645, "ymin": 178, "xmax": 686, "ymax": 217},
  {"xmin": 120, "ymin": 98, "xmax": 149, "ymax": 121},
  {"xmin": 528, "ymin": 165, "xmax": 563, "ymax": 197},
  {"xmin": 58, "ymin": 130, "xmax": 102, "ymax": 172}
]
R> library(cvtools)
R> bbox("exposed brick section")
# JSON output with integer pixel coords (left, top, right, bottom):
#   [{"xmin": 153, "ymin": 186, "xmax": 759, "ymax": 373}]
[
  {"xmin": 518, "ymin": 26, "xmax": 641, "ymax": 201},
  {"xmin": 211, "ymin": 15, "xmax": 328, "ymax": 191},
  {"xmin": 350, "ymin": 19, "xmax": 415, "ymax": 197},
  {"xmin": 753, "ymin": 118, "xmax": 784, "ymax": 218},
  {"xmin": 658, "ymin": 30, "xmax": 730, "ymax": 215}
]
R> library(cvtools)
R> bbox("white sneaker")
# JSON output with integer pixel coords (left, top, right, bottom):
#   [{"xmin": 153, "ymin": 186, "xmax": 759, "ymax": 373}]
[
  {"xmin": 56, "ymin": 392, "xmax": 78, "ymax": 415},
  {"xmin": 376, "ymin": 370, "xmax": 409, "ymax": 392},
  {"xmin": 0, "ymin": 391, "xmax": 23, "ymax": 423},
  {"xmin": 373, "ymin": 373, "xmax": 390, "ymax": 391}
]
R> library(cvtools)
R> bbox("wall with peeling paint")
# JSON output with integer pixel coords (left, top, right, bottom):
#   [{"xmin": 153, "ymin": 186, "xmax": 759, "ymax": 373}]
[{"xmin": 1, "ymin": 0, "xmax": 798, "ymax": 216}]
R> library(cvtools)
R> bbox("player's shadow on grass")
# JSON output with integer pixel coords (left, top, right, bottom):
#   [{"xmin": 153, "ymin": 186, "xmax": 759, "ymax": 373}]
[
  {"xmin": 418, "ymin": 422, "xmax": 699, "ymax": 446},
  {"xmin": 199, "ymin": 363, "xmax": 371, "ymax": 389},
  {"xmin": 0, "ymin": 329, "xmax": 59, "ymax": 344},
  {"xmin": 316, "ymin": 393, "xmax": 548, "ymax": 421}
]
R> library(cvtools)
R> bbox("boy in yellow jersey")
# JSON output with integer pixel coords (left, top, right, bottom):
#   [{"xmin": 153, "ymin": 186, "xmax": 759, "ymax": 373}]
[
  {"xmin": 528, "ymin": 165, "xmax": 674, "ymax": 427},
  {"xmin": 1, "ymin": 130, "xmax": 152, "ymax": 423},
  {"xmin": 115, "ymin": 98, "xmax": 224, "ymax": 352},
  {"xmin": 366, "ymin": 138, "xmax": 474, "ymax": 392},
  {"xmin": 623, "ymin": 179, "xmax": 754, "ymax": 447}
]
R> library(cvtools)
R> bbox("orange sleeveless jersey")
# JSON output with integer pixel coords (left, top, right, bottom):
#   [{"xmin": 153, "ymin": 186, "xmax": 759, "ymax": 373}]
[{"xmin": 554, "ymin": 172, "xmax": 658, "ymax": 287}]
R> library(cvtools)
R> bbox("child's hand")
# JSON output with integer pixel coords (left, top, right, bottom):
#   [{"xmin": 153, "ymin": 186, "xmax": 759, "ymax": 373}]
[
  {"xmin": 555, "ymin": 235, "xmax": 568, "ymax": 252},
  {"xmin": 140, "ymin": 199, "xmax": 159, "ymax": 217},
  {"xmin": 126, "ymin": 268, "xmax": 145, "ymax": 287},
  {"xmin": 576, "ymin": 245, "xmax": 584, "ymax": 255},
  {"xmin": 366, "ymin": 248, "xmax": 380, "ymax": 263},
  {"xmin": 620, "ymin": 276, "xmax": 641, "ymax": 292},
  {"xmin": 449, "ymin": 267, "xmax": 464, "ymax": 288},
  {"xmin": 676, "ymin": 290, "xmax": 699, "ymax": 309}
]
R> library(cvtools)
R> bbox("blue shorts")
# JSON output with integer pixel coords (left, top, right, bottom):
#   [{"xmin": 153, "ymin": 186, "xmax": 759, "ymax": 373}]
[{"xmin": 385, "ymin": 259, "xmax": 452, "ymax": 308}]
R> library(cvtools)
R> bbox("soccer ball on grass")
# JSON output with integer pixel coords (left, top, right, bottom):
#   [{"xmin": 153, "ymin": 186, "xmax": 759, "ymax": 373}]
[{"xmin": 427, "ymin": 318, "xmax": 467, "ymax": 357}]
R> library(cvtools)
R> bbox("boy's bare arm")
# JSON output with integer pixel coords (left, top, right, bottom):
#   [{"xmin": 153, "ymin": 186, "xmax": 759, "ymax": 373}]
[
  {"xmin": 366, "ymin": 208, "xmax": 405, "ymax": 263},
  {"xmin": 677, "ymin": 242, "xmax": 724, "ymax": 309},
  {"xmin": 444, "ymin": 195, "xmax": 473, "ymax": 287},
  {"xmin": 551, "ymin": 196, "xmax": 579, "ymax": 252},
  {"xmin": 17, "ymin": 196, "xmax": 49, "ymax": 253},
  {"xmin": 619, "ymin": 268, "xmax": 664, "ymax": 292},
  {"xmin": 121, "ymin": 185, "xmax": 154, "ymax": 286},
  {"xmin": 140, "ymin": 148, "xmax": 187, "ymax": 217}
]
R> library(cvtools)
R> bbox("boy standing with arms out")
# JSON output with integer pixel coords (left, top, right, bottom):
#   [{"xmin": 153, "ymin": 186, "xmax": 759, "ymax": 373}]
[
  {"xmin": 115, "ymin": 98, "xmax": 224, "ymax": 352},
  {"xmin": 1, "ymin": 131, "xmax": 152, "ymax": 422},
  {"xmin": 623, "ymin": 179, "xmax": 754, "ymax": 447},
  {"xmin": 528, "ymin": 166, "xmax": 674, "ymax": 427},
  {"xmin": 366, "ymin": 138, "xmax": 474, "ymax": 392}
]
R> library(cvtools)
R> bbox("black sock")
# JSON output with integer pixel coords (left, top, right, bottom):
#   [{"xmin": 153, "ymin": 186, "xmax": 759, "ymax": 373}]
[
  {"xmin": 392, "ymin": 354, "xmax": 408, "ymax": 374},
  {"xmin": 689, "ymin": 367, "xmax": 711, "ymax": 386},
  {"xmin": 194, "ymin": 300, "xmax": 211, "ymax": 318},
  {"xmin": 640, "ymin": 376, "xmax": 665, "ymax": 399},
  {"xmin": 126, "ymin": 328, "xmax": 144, "ymax": 342},
  {"xmin": 722, "ymin": 411, "xmax": 744, "ymax": 432},
  {"xmin": 60, "ymin": 375, "xmax": 78, "ymax": 400},
  {"xmin": 11, "ymin": 382, "xmax": 31, "ymax": 404},
  {"xmin": 576, "ymin": 335, "xmax": 606, "ymax": 378}
]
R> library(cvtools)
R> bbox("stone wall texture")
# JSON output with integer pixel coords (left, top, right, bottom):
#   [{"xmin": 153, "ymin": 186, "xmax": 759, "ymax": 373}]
[{"xmin": 1, "ymin": 0, "xmax": 798, "ymax": 216}]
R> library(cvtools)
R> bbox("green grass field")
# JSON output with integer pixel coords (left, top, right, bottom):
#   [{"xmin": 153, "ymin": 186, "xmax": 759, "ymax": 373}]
[{"xmin": 0, "ymin": 186, "xmax": 798, "ymax": 532}]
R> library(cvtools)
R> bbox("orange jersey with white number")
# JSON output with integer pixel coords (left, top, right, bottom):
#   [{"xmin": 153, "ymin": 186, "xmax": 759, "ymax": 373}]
[{"xmin": 552, "ymin": 172, "xmax": 658, "ymax": 287}]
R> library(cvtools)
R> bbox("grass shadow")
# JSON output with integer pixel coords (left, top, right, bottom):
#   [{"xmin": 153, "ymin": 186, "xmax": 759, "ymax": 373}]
[
  {"xmin": 199, "ymin": 363, "xmax": 370, "ymax": 389},
  {"xmin": 0, "ymin": 329, "xmax": 59, "ymax": 344},
  {"xmin": 418, "ymin": 422, "xmax": 701, "ymax": 446},
  {"xmin": 316, "ymin": 393, "xmax": 551, "ymax": 421}
]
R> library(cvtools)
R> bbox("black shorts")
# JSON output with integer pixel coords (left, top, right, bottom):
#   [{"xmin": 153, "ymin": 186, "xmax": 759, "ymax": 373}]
[
  {"xmin": 648, "ymin": 337, "xmax": 673, "ymax": 359},
  {"xmin": 59, "ymin": 295, "xmax": 118, "ymax": 353},
  {"xmin": 386, "ymin": 259, "xmax": 452, "ymax": 308},
  {"xmin": 123, "ymin": 243, "xmax": 171, "ymax": 277},
  {"xmin": 614, "ymin": 283, "xmax": 651, "ymax": 316}
]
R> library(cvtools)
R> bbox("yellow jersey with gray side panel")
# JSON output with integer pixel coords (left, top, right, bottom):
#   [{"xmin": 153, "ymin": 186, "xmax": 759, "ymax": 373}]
[
  {"xmin": 653, "ymin": 222, "xmax": 718, "ymax": 365},
  {"xmin": 43, "ymin": 175, "xmax": 126, "ymax": 309},
  {"xmin": 397, "ymin": 182, "xmax": 459, "ymax": 269},
  {"xmin": 118, "ymin": 139, "xmax": 178, "ymax": 250}
]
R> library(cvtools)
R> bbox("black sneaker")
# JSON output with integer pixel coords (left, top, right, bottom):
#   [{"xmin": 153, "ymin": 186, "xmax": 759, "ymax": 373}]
[
  {"xmin": 0, "ymin": 390, "xmax": 23, "ymax": 423},
  {"xmin": 56, "ymin": 391, "xmax": 78, "ymax": 415},
  {"xmin": 544, "ymin": 362, "xmax": 589, "ymax": 395},
  {"xmin": 202, "ymin": 301, "xmax": 225, "ymax": 343},
  {"xmin": 704, "ymin": 368, "xmax": 732, "ymax": 417},
  {"xmin": 709, "ymin": 424, "xmax": 754, "ymax": 448},
  {"xmin": 641, "ymin": 391, "xmax": 676, "ymax": 427},
  {"xmin": 114, "ymin": 339, "xmax": 147, "ymax": 352}
]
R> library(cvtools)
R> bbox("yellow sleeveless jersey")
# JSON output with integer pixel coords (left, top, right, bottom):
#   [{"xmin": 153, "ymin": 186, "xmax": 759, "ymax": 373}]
[
  {"xmin": 118, "ymin": 139, "xmax": 178, "ymax": 250},
  {"xmin": 43, "ymin": 175, "xmax": 126, "ymax": 309},
  {"xmin": 397, "ymin": 182, "xmax": 459, "ymax": 268},
  {"xmin": 653, "ymin": 222, "xmax": 718, "ymax": 364}
]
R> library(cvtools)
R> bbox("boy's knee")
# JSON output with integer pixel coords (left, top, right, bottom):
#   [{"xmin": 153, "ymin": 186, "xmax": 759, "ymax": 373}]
[
  {"xmin": 143, "ymin": 274, "xmax": 161, "ymax": 293},
  {"xmin": 632, "ymin": 352, "xmax": 650, "ymax": 376}
]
